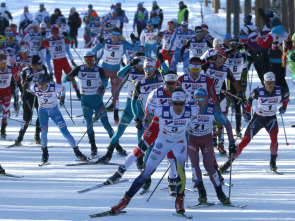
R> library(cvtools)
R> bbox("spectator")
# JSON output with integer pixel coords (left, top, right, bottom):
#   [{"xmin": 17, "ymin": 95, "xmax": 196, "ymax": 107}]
[
  {"xmin": 133, "ymin": 2, "xmax": 148, "ymax": 37},
  {"xmin": 35, "ymin": 3, "xmax": 50, "ymax": 20},
  {"xmin": 150, "ymin": 1, "xmax": 163, "ymax": 30},
  {"xmin": 177, "ymin": 1, "xmax": 188, "ymax": 25},
  {"xmin": 115, "ymin": 3, "xmax": 129, "ymax": 33},
  {"xmin": 0, "ymin": 2, "xmax": 13, "ymax": 35},
  {"xmin": 19, "ymin": 6, "xmax": 33, "ymax": 34},
  {"xmin": 51, "ymin": 8, "xmax": 63, "ymax": 25},
  {"xmin": 83, "ymin": 4, "xmax": 96, "ymax": 48},
  {"xmin": 68, "ymin": 7, "xmax": 81, "ymax": 48}
]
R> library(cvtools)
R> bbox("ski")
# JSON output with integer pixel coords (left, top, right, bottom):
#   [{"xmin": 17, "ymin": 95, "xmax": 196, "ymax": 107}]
[
  {"xmin": 0, "ymin": 137, "xmax": 13, "ymax": 141},
  {"xmin": 214, "ymin": 202, "xmax": 247, "ymax": 208},
  {"xmin": 187, "ymin": 202, "xmax": 216, "ymax": 209},
  {"xmin": 5, "ymin": 143, "xmax": 21, "ymax": 148},
  {"xmin": 38, "ymin": 162, "xmax": 51, "ymax": 167},
  {"xmin": 0, "ymin": 173, "xmax": 24, "ymax": 178},
  {"xmin": 172, "ymin": 213, "xmax": 193, "ymax": 219},
  {"xmin": 160, "ymin": 187, "xmax": 197, "ymax": 192},
  {"xmin": 267, "ymin": 170, "xmax": 284, "ymax": 175},
  {"xmin": 89, "ymin": 210, "xmax": 126, "ymax": 218},
  {"xmin": 78, "ymin": 179, "xmax": 129, "ymax": 193},
  {"xmin": 65, "ymin": 161, "xmax": 120, "ymax": 166}
]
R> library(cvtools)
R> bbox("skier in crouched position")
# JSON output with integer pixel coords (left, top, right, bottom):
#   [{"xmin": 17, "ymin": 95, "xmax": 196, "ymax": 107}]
[
  {"xmin": 109, "ymin": 88, "xmax": 198, "ymax": 215},
  {"xmin": 29, "ymin": 73, "xmax": 87, "ymax": 163},
  {"xmin": 219, "ymin": 72, "xmax": 289, "ymax": 173}
]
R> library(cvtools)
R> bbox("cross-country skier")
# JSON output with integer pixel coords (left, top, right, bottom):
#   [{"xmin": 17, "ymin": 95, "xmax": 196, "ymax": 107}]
[
  {"xmin": 219, "ymin": 72, "xmax": 289, "ymax": 173},
  {"xmin": 29, "ymin": 73, "xmax": 87, "ymax": 164},
  {"xmin": 139, "ymin": 20, "xmax": 159, "ymax": 58}
]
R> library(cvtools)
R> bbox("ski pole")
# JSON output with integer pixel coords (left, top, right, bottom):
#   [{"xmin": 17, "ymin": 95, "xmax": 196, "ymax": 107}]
[
  {"xmin": 73, "ymin": 47, "xmax": 84, "ymax": 64},
  {"xmin": 62, "ymin": 101, "xmax": 77, "ymax": 126},
  {"xmin": 0, "ymin": 115, "xmax": 36, "ymax": 126},
  {"xmin": 280, "ymin": 114, "xmax": 289, "ymax": 146},
  {"xmin": 229, "ymin": 154, "xmax": 233, "ymax": 199},
  {"xmin": 147, "ymin": 164, "xmax": 171, "ymax": 202},
  {"xmin": 76, "ymin": 72, "xmax": 130, "ymax": 145}
]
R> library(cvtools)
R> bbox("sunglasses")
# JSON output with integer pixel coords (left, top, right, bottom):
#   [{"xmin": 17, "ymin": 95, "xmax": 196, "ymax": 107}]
[
  {"xmin": 84, "ymin": 57, "xmax": 94, "ymax": 61},
  {"xmin": 240, "ymin": 39, "xmax": 248, "ymax": 44},
  {"xmin": 112, "ymin": 36, "xmax": 120, "ymax": 39},
  {"xmin": 0, "ymin": 62, "xmax": 7, "ymax": 66},
  {"xmin": 193, "ymin": 97, "xmax": 206, "ymax": 102},
  {"xmin": 144, "ymin": 67, "xmax": 154, "ymax": 71},
  {"xmin": 165, "ymin": 81, "xmax": 177, "ymax": 85},
  {"xmin": 189, "ymin": 67, "xmax": 201, "ymax": 72},
  {"xmin": 137, "ymin": 62, "xmax": 143, "ymax": 66},
  {"xmin": 215, "ymin": 44, "xmax": 223, "ymax": 48},
  {"xmin": 265, "ymin": 81, "xmax": 275, "ymax": 85},
  {"xmin": 8, "ymin": 36, "xmax": 15, "ymax": 40},
  {"xmin": 172, "ymin": 101, "xmax": 185, "ymax": 106},
  {"xmin": 195, "ymin": 32, "xmax": 203, "ymax": 35}
]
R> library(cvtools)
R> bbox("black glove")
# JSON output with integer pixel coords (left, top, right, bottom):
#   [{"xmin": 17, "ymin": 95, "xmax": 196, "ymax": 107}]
[
  {"xmin": 244, "ymin": 112, "xmax": 251, "ymax": 123},
  {"xmin": 279, "ymin": 107, "xmax": 286, "ymax": 115},
  {"xmin": 208, "ymin": 55, "xmax": 217, "ymax": 61},
  {"xmin": 41, "ymin": 31, "xmax": 46, "ymax": 37},
  {"xmin": 179, "ymin": 55, "xmax": 183, "ymax": 63},
  {"xmin": 158, "ymin": 53, "xmax": 164, "ymax": 64},
  {"xmin": 167, "ymin": 50, "xmax": 172, "ymax": 57},
  {"xmin": 130, "ymin": 58, "xmax": 141, "ymax": 66},
  {"xmin": 229, "ymin": 143, "xmax": 237, "ymax": 156},
  {"xmin": 134, "ymin": 117, "xmax": 143, "ymax": 130},
  {"xmin": 130, "ymin": 33, "xmax": 136, "ymax": 42},
  {"xmin": 26, "ymin": 75, "xmax": 33, "ymax": 82},
  {"xmin": 99, "ymin": 37, "xmax": 104, "ymax": 44},
  {"xmin": 97, "ymin": 85, "xmax": 105, "ymax": 94},
  {"xmin": 62, "ymin": 32, "xmax": 68, "ymax": 37}
]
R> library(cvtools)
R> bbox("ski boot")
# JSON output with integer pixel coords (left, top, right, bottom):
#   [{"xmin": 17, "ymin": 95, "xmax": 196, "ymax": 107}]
[
  {"xmin": 111, "ymin": 191, "xmax": 132, "ymax": 213},
  {"xmin": 14, "ymin": 129, "xmax": 26, "ymax": 146},
  {"xmin": 217, "ymin": 141, "xmax": 227, "ymax": 155},
  {"xmin": 0, "ymin": 165, "xmax": 5, "ymax": 174},
  {"xmin": 136, "ymin": 155, "xmax": 144, "ymax": 171},
  {"xmin": 215, "ymin": 186, "xmax": 230, "ymax": 205},
  {"xmin": 71, "ymin": 60, "xmax": 77, "ymax": 67},
  {"xmin": 175, "ymin": 195, "xmax": 185, "ymax": 214},
  {"xmin": 114, "ymin": 109, "xmax": 119, "ymax": 124},
  {"xmin": 96, "ymin": 143, "xmax": 116, "ymax": 163},
  {"xmin": 105, "ymin": 166, "xmax": 126, "ymax": 184},
  {"xmin": 73, "ymin": 147, "xmax": 88, "ymax": 161},
  {"xmin": 106, "ymin": 102, "xmax": 114, "ymax": 112},
  {"xmin": 216, "ymin": 167, "xmax": 224, "ymax": 182},
  {"xmin": 116, "ymin": 143, "xmax": 127, "ymax": 156},
  {"xmin": 142, "ymin": 177, "xmax": 152, "ymax": 191},
  {"xmin": 196, "ymin": 182, "xmax": 207, "ymax": 203},
  {"xmin": 1, "ymin": 123, "xmax": 7, "ymax": 139},
  {"xmin": 75, "ymin": 89, "xmax": 81, "ymax": 100},
  {"xmin": 168, "ymin": 177, "xmax": 177, "ymax": 197},
  {"xmin": 88, "ymin": 133, "xmax": 97, "ymax": 158},
  {"xmin": 270, "ymin": 155, "xmax": 278, "ymax": 171},
  {"xmin": 41, "ymin": 147, "xmax": 49, "ymax": 163},
  {"xmin": 34, "ymin": 130, "xmax": 41, "ymax": 144},
  {"xmin": 219, "ymin": 156, "xmax": 235, "ymax": 174}
]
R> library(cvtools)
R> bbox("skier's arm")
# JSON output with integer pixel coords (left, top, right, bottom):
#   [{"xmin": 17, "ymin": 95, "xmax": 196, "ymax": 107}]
[
  {"xmin": 99, "ymin": 67, "xmax": 108, "ymax": 88},
  {"xmin": 206, "ymin": 76, "xmax": 217, "ymax": 103},
  {"xmin": 227, "ymin": 69, "xmax": 242, "ymax": 92},
  {"xmin": 64, "ymin": 66, "xmax": 80, "ymax": 82},
  {"xmin": 117, "ymin": 64, "xmax": 132, "ymax": 78},
  {"xmin": 92, "ymin": 41, "xmax": 104, "ymax": 54},
  {"xmin": 168, "ymin": 31, "xmax": 178, "ymax": 51},
  {"xmin": 180, "ymin": 40, "xmax": 191, "ymax": 57},
  {"xmin": 159, "ymin": 9, "xmax": 163, "ymax": 30},
  {"xmin": 139, "ymin": 30, "xmax": 145, "ymax": 46},
  {"xmin": 246, "ymin": 88, "xmax": 259, "ymax": 112},
  {"xmin": 160, "ymin": 61, "xmax": 169, "ymax": 73},
  {"xmin": 213, "ymin": 105, "xmax": 235, "ymax": 144}
]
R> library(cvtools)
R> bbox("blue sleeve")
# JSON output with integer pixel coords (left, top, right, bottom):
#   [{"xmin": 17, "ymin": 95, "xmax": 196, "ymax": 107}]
[
  {"xmin": 92, "ymin": 41, "xmax": 104, "ymax": 54},
  {"xmin": 131, "ymin": 98, "xmax": 145, "ymax": 119},
  {"xmin": 100, "ymin": 17, "xmax": 108, "ymax": 27},
  {"xmin": 168, "ymin": 31, "xmax": 178, "ymax": 51},
  {"xmin": 160, "ymin": 61, "xmax": 169, "ymax": 73},
  {"xmin": 101, "ymin": 76, "xmax": 108, "ymax": 88},
  {"xmin": 117, "ymin": 64, "xmax": 132, "ymax": 77},
  {"xmin": 144, "ymin": 9, "xmax": 148, "ymax": 23},
  {"xmin": 123, "ymin": 41, "xmax": 133, "ymax": 51},
  {"xmin": 213, "ymin": 105, "xmax": 234, "ymax": 143}
]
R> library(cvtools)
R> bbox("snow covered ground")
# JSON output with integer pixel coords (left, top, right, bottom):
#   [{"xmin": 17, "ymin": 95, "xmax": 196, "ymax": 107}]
[{"xmin": 1, "ymin": 0, "xmax": 295, "ymax": 220}]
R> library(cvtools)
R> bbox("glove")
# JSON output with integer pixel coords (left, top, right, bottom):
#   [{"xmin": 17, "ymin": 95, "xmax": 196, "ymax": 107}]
[
  {"xmin": 279, "ymin": 107, "xmax": 286, "ymax": 115},
  {"xmin": 134, "ymin": 117, "xmax": 143, "ymax": 130},
  {"xmin": 244, "ymin": 112, "xmax": 251, "ymax": 123},
  {"xmin": 99, "ymin": 37, "xmax": 104, "ymax": 44},
  {"xmin": 130, "ymin": 33, "xmax": 136, "ymax": 42},
  {"xmin": 41, "ymin": 31, "xmax": 46, "ymax": 37},
  {"xmin": 62, "ymin": 76, "xmax": 68, "ymax": 83},
  {"xmin": 37, "ymin": 46, "xmax": 45, "ymax": 51},
  {"xmin": 26, "ymin": 75, "xmax": 33, "ymax": 82},
  {"xmin": 167, "ymin": 50, "xmax": 172, "ymax": 57},
  {"xmin": 229, "ymin": 142, "xmax": 237, "ymax": 156},
  {"xmin": 208, "ymin": 55, "xmax": 217, "ymax": 61},
  {"xmin": 62, "ymin": 32, "xmax": 68, "ymax": 37},
  {"xmin": 130, "ymin": 58, "xmax": 141, "ymax": 66},
  {"xmin": 97, "ymin": 85, "xmax": 105, "ymax": 94},
  {"xmin": 157, "ymin": 53, "xmax": 164, "ymax": 64}
]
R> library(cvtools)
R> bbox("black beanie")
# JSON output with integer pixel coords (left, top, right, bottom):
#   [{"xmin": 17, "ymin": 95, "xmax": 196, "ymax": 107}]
[{"xmin": 31, "ymin": 55, "xmax": 42, "ymax": 65}]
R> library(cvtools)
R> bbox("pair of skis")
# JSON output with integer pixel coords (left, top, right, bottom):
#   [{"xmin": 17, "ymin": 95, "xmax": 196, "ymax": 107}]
[
  {"xmin": 0, "ymin": 173, "xmax": 24, "ymax": 178},
  {"xmin": 187, "ymin": 201, "xmax": 247, "ymax": 209}
]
